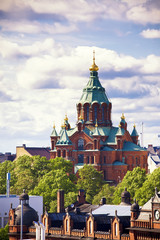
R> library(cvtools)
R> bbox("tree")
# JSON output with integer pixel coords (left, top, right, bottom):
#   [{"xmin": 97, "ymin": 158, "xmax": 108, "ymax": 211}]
[
  {"xmin": 0, "ymin": 161, "xmax": 15, "ymax": 194},
  {"xmin": 11, "ymin": 155, "xmax": 50, "ymax": 194},
  {"xmin": 92, "ymin": 183, "xmax": 115, "ymax": 205},
  {"xmin": 0, "ymin": 224, "xmax": 9, "ymax": 240},
  {"xmin": 113, "ymin": 167, "xmax": 146, "ymax": 205},
  {"xmin": 76, "ymin": 164, "xmax": 104, "ymax": 203},
  {"xmin": 30, "ymin": 158, "xmax": 77, "ymax": 211},
  {"xmin": 135, "ymin": 167, "xmax": 160, "ymax": 206}
]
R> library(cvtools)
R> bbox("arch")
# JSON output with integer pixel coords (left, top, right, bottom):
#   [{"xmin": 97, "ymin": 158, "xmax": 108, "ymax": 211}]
[{"xmin": 85, "ymin": 143, "xmax": 93, "ymax": 150}]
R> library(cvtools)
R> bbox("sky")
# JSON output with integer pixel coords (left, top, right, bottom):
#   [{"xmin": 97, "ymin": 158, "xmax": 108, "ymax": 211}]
[{"xmin": 0, "ymin": 0, "xmax": 160, "ymax": 154}]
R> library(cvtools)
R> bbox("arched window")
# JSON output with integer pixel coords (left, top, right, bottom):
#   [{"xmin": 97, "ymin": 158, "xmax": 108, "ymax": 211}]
[
  {"xmin": 115, "ymin": 223, "xmax": 118, "ymax": 236},
  {"xmin": 102, "ymin": 105, "xmax": 105, "ymax": 121},
  {"xmin": 57, "ymin": 150, "xmax": 61, "ymax": 157},
  {"xmin": 94, "ymin": 105, "xmax": 98, "ymax": 122},
  {"xmin": 86, "ymin": 105, "xmax": 89, "ymax": 121},
  {"xmin": 91, "ymin": 156, "xmax": 94, "ymax": 164},
  {"xmin": 94, "ymin": 140, "xmax": 97, "ymax": 149},
  {"xmin": 89, "ymin": 221, "xmax": 92, "ymax": 234},
  {"xmin": 66, "ymin": 219, "xmax": 69, "ymax": 232},
  {"xmin": 62, "ymin": 150, "xmax": 66, "ymax": 158},
  {"xmin": 78, "ymin": 138, "xmax": 84, "ymax": 150}
]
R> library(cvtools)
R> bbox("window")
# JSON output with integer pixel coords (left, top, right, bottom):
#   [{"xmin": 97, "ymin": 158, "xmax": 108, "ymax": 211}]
[
  {"xmin": 91, "ymin": 156, "xmax": 94, "ymax": 164},
  {"xmin": 78, "ymin": 138, "xmax": 84, "ymax": 150},
  {"xmin": 89, "ymin": 221, "xmax": 92, "ymax": 234},
  {"xmin": 94, "ymin": 140, "xmax": 97, "ymax": 149},
  {"xmin": 104, "ymin": 156, "xmax": 106, "ymax": 164},
  {"xmin": 115, "ymin": 223, "xmax": 117, "ymax": 236},
  {"xmin": 78, "ymin": 154, "xmax": 84, "ymax": 164},
  {"xmin": 94, "ymin": 105, "xmax": 98, "ymax": 122},
  {"xmin": 66, "ymin": 219, "xmax": 69, "ymax": 232},
  {"xmin": 86, "ymin": 105, "xmax": 89, "ymax": 121},
  {"xmin": 87, "ymin": 156, "xmax": 89, "ymax": 164},
  {"xmin": 102, "ymin": 106, "xmax": 105, "ymax": 121},
  {"xmin": 62, "ymin": 150, "xmax": 66, "ymax": 158},
  {"xmin": 57, "ymin": 150, "xmax": 61, "ymax": 157}
]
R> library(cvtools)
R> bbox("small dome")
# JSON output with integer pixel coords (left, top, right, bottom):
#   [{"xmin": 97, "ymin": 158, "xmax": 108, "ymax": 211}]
[
  {"xmin": 120, "ymin": 188, "xmax": 131, "ymax": 206},
  {"xmin": 131, "ymin": 199, "xmax": 139, "ymax": 212},
  {"xmin": 19, "ymin": 189, "xmax": 29, "ymax": 201},
  {"xmin": 15, "ymin": 204, "xmax": 38, "ymax": 227},
  {"xmin": 121, "ymin": 188, "xmax": 130, "ymax": 198}
]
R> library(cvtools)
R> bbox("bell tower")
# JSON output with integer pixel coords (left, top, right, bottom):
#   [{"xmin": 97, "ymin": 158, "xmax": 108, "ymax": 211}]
[{"xmin": 77, "ymin": 51, "xmax": 112, "ymax": 128}]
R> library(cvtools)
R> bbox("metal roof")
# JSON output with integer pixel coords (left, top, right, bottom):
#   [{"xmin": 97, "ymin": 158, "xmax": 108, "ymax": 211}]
[{"xmin": 92, "ymin": 204, "xmax": 131, "ymax": 217}]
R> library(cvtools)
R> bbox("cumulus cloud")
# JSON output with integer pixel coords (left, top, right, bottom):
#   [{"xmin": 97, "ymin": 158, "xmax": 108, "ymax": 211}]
[
  {"xmin": 0, "ymin": 0, "xmax": 160, "ymax": 28},
  {"xmin": 140, "ymin": 29, "xmax": 160, "ymax": 38}
]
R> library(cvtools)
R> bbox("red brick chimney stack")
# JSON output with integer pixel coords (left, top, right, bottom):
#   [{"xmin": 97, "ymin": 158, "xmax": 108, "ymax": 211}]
[{"xmin": 57, "ymin": 189, "xmax": 64, "ymax": 213}]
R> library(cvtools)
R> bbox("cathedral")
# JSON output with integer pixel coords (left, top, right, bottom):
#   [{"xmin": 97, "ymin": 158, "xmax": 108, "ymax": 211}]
[{"xmin": 50, "ymin": 52, "xmax": 148, "ymax": 183}]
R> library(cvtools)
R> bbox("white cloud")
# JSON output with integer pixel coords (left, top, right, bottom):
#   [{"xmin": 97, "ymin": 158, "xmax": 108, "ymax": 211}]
[
  {"xmin": 140, "ymin": 29, "xmax": 160, "ymax": 39},
  {"xmin": 0, "ymin": 19, "xmax": 77, "ymax": 34},
  {"xmin": 126, "ymin": 4, "xmax": 160, "ymax": 24}
]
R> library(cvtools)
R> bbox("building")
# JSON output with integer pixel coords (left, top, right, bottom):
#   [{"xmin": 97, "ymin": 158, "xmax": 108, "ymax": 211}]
[
  {"xmin": 8, "ymin": 188, "xmax": 160, "ymax": 240},
  {"xmin": 9, "ymin": 188, "xmax": 132, "ymax": 240},
  {"xmin": 129, "ymin": 187, "xmax": 160, "ymax": 239},
  {"xmin": 147, "ymin": 145, "xmax": 160, "ymax": 173},
  {"xmin": 50, "ymin": 52, "xmax": 148, "ymax": 183},
  {"xmin": 0, "ymin": 152, "xmax": 16, "ymax": 163},
  {"xmin": 15, "ymin": 144, "xmax": 50, "ymax": 160},
  {"xmin": 0, "ymin": 193, "xmax": 43, "ymax": 229}
]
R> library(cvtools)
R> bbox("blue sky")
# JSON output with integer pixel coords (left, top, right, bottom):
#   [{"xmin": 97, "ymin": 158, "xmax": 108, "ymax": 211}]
[{"xmin": 0, "ymin": 0, "xmax": 160, "ymax": 153}]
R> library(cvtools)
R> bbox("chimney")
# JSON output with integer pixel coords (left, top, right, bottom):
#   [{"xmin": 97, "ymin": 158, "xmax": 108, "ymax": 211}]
[
  {"xmin": 100, "ymin": 197, "xmax": 106, "ymax": 205},
  {"xmin": 77, "ymin": 189, "xmax": 86, "ymax": 204},
  {"xmin": 57, "ymin": 190, "xmax": 64, "ymax": 213}
]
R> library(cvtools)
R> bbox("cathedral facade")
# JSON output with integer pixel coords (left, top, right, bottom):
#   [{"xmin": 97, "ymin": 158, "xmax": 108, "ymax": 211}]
[{"xmin": 50, "ymin": 52, "xmax": 148, "ymax": 183}]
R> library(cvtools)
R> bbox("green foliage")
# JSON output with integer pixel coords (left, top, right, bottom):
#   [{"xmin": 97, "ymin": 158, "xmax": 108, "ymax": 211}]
[
  {"xmin": 0, "ymin": 224, "xmax": 9, "ymax": 240},
  {"xmin": 11, "ymin": 155, "xmax": 50, "ymax": 194},
  {"xmin": 92, "ymin": 184, "xmax": 115, "ymax": 205},
  {"xmin": 135, "ymin": 167, "xmax": 160, "ymax": 206},
  {"xmin": 0, "ymin": 161, "xmax": 15, "ymax": 194},
  {"xmin": 30, "ymin": 162, "xmax": 77, "ymax": 211},
  {"xmin": 77, "ymin": 164, "xmax": 104, "ymax": 203},
  {"xmin": 113, "ymin": 167, "xmax": 146, "ymax": 204}
]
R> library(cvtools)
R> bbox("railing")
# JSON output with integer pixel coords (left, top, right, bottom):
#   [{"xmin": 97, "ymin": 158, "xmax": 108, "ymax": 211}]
[
  {"xmin": 71, "ymin": 229, "xmax": 85, "ymax": 237},
  {"xmin": 134, "ymin": 220, "xmax": 150, "ymax": 229},
  {"xmin": 94, "ymin": 231, "xmax": 110, "ymax": 239},
  {"xmin": 49, "ymin": 227, "xmax": 62, "ymax": 235}
]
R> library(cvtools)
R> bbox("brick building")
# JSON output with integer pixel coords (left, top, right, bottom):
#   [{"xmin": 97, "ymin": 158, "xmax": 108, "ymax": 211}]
[
  {"xmin": 50, "ymin": 52, "xmax": 148, "ymax": 183},
  {"xmin": 8, "ymin": 188, "xmax": 160, "ymax": 240}
]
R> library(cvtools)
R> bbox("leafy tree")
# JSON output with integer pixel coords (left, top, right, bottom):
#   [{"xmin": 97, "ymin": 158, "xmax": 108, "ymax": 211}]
[
  {"xmin": 92, "ymin": 184, "xmax": 115, "ymax": 205},
  {"xmin": 30, "ymin": 167, "xmax": 77, "ymax": 211},
  {"xmin": 11, "ymin": 155, "xmax": 50, "ymax": 194},
  {"xmin": 135, "ymin": 167, "xmax": 160, "ymax": 206},
  {"xmin": 76, "ymin": 164, "xmax": 104, "ymax": 203},
  {"xmin": 113, "ymin": 167, "xmax": 146, "ymax": 204},
  {"xmin": 0, "ymin": 224, "xmax": 9, "ymax": 240},
  {"xmin": 0, "ymin": 161, "xmax": 15, "ymax": 194}
]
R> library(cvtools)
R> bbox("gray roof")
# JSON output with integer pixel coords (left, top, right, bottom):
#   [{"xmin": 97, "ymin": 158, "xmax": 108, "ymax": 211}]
[{"xmin": 92, "ymin": 204, "xmax": 131, "ymax": 217}]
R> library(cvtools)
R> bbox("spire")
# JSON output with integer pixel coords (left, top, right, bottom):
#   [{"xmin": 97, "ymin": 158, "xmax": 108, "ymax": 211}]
[
  {"xmin": 51, "ymin": 122, "xmax": 58, "ymax": 137},
  {"xmin": 131, "ymin": 124, "xmax": 139, "ymax": 137},
  {"xmin": 92, "ymin": 120, "xmax": 101, "ymax": 136},
  {"xmin": 56, "ymin": 127, "xmax": 72, "ymax": 145},
  {"xmin": 89, "ymin": 50, "xmax": 99, "ymax": 72}
]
